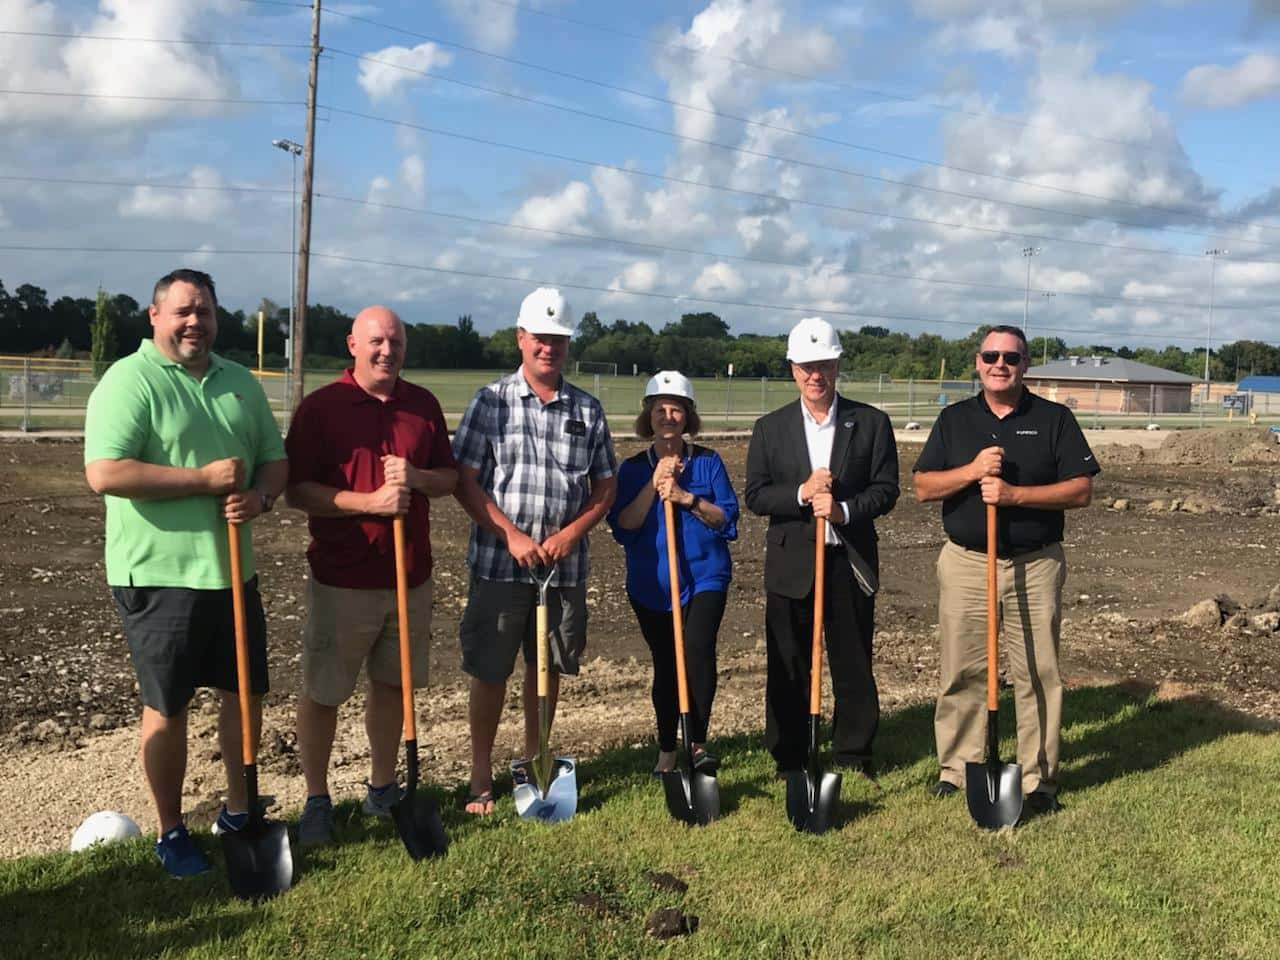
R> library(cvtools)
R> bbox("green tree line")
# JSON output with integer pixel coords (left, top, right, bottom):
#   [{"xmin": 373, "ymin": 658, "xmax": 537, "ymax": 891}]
[{"xmin": 3, "ymin": 277, "xmax": 1277, "ymax": 380}]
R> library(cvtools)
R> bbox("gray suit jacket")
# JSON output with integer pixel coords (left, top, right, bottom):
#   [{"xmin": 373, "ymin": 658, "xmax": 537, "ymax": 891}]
[{"xmin": 744, "ymin": 396, "xmax": 899, "ymax": 599}]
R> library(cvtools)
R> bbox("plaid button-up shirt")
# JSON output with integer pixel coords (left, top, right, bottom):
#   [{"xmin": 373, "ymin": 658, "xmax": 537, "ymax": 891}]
[{"xmin": 452, "ymin": 368, "xmax": 616, "ymax": 586}]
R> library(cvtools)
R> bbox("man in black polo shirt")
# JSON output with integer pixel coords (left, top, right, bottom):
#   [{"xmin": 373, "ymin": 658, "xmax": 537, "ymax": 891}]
[{"xmin": 913, "ymin": 325, "xmax": 1098, "ymax": 814}]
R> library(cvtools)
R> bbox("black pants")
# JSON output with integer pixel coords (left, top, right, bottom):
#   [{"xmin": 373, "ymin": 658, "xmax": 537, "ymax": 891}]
[
  {"xmin": 765, "ymin": 548, "xmax": 878, "ymax": 771},
  {"xmin": 630, "ymin": 591, "xmax": 727, "ymax": 751}
]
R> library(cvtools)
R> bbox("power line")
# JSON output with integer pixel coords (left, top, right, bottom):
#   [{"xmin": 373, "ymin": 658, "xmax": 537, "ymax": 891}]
[
  {"xmin": 0, "ymin": 243, "xmax": 1260, "ymax": 347},
  {"xmin": 0, "ymin": 29, "xmax": 308, "ymax": 49},
  {"xmin": 3, "ymin": 170, "xmax": 1271, "ymax": 311},
  {"xmin": 315, "ymin": 4, "xmax": 1279, "ymax": 239},
  {"xmin": 325, "ymin": 47, "xmax": 1268, "ymax": 250},
  {"xmin": 475, "ymin": 0, "xmax": 1165, "ymax": 154},
  {"xmin": 325, "ymin": 104, "xmax": 1280, "ymax": 267},
  {"xmin": 0, "ymin": 88, "xmax": 302, "ymax": 107},
  {"xmin": 17, "ymin": 25, "xmax": 1277, "ymax": 242}
]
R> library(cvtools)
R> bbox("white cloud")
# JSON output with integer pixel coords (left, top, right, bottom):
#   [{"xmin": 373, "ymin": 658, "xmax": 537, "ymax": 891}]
[
  {"xmin": 657, "ymin": 0, "xmax": 839, "ymax": 145},
  {"xmin": 693, "ymin": 262, "xmax": 745, "ymax": 297},
  {"xmin": 400, "ymin": 154, "xmax": 426, "ymax": 201},
  {"xmin": 439, "ymin": 0, "xmax": 519, "ymax": 52},
  {"xmin": 119, "ymin": 166, "xmax": 231, "ymax": 222},
  {"xmin": 357, "ymin": 42, "xmax": 453, "ymax": 101},
  {"xmin": 367, "ymin": 175, "xmax": 394, "ymax": 207},
  {"xmin": 736, "ymin": 214, "xmax": 809, "ymax": 259},
  {"xmin": 1180, "ymin": 54, "xmax": 1280, "ymax": 109},
  {"xmin": 611, "ymin": 260, "xmax": 661, "ymax": 294},
  {"xmin": 0, "ymin": 0, "xmax": 240, "ymax": 128},
  {"xmin": 934, "ymin": 13, "xmax": 1039, "ymax": 60},
  {"xmin": 510, "ymin": 181, "xmax": 591, "ymax": 233}
]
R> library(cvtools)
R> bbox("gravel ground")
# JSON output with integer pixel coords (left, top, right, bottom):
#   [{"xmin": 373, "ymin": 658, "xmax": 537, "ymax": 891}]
[{"xmin": 2, "ymin": 427, "xmax": 1278, "ymax": 857}]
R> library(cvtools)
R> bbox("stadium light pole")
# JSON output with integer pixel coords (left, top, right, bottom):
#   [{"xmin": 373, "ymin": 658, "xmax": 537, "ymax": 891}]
[
  {"xmin": 1204, "ymin": 248, "xmax": 1226, "ymax": 391},
  {"xmin": 272, "ymin": 138, "xmax": 303, "ymax": 366},
  {"xmin": 1022, "ymin": 245, "xmax": 1041, "ymax": 347},
  {"xmin": 1039, "ymin": 291, "xmax": 1056, "ymax": 365}
]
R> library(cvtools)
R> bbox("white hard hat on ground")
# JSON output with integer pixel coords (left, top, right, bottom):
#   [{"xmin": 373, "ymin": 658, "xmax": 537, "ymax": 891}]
[
  {"xmin": 517, "ymin": 287, "xmax": 575, "ymax": 336},
  {"xmin": 71, "ymin": 811, "xmax": 141, "ymax": 852},
  {"xmin": 786, "ymin": 316, "xmax": 843, "ymax": 363},
  {"xmin": 644, "ymin": 370, "xmax": 696, "ymax": 402}
]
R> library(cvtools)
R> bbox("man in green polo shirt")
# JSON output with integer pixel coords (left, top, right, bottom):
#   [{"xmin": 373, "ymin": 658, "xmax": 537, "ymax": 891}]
[{"xmin": 84, "ymin": 268, "xmax": 288, "ymax": 878}]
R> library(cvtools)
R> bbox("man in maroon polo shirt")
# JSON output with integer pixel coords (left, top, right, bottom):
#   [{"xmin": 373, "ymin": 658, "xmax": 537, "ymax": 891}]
[{"xmin": 284, "ymin": 305, "xmax": 457, "ymax": 847}]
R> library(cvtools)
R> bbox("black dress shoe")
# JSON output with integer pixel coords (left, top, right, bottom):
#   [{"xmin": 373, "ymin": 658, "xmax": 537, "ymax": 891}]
[
  {"xmin": 930, "ymin": 780, "xmax": 959, "ymax": 799},
  {"xmin": 1025, "ymin": 789, "xmax": 1060, "ymax": 815}
]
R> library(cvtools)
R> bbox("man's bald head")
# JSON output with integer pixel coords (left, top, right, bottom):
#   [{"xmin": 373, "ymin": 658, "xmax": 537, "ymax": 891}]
[{"xmin": 347, "ymin": 304, "xmax": 407, "ymax": 397}]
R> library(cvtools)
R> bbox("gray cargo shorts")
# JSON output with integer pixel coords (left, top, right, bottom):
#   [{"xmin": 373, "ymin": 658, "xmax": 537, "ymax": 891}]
[{"xmin": 459, "ymin": 575, "xmax": 588, "ymax": 684}]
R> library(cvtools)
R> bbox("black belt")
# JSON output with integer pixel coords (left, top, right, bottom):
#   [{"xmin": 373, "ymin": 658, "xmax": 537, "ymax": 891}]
[{"xmin": 950, "ymin": 539, "xmax": 1052, "ymax": 560}]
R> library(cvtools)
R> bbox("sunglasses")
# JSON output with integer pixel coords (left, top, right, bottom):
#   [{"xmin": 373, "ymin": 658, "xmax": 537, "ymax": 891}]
[{"xmin": 979, "ymin": 350, "xmax": 1024, "ymax": 365}]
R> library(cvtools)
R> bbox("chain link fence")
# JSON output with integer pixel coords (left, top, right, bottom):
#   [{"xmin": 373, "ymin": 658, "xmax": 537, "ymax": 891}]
[{"xmin": 2, "ymin": 356, "xmax": 1276, "ymax": 433}]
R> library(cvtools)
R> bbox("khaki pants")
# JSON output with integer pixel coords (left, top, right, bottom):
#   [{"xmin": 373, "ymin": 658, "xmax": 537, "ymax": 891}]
[{"xmin": 934, "ymin": 540, "xmax": 1066, "ymax": 795}]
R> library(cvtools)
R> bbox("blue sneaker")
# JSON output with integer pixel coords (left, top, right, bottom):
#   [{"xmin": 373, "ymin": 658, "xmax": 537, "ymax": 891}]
[
  {"xmin": 155, "ymin": 824, "xmax": 211, "ymax": 878},
  {"xmin": 211, "ymin": 805, "xmax": 249, "ymax": 836}
]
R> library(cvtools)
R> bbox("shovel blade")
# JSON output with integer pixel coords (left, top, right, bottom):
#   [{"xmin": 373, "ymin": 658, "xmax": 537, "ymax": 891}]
[
  {"xmin": 965, "ymin": 760, "xmax": 1024, "ymax": 830},
  {"xmin": 221, "ymin": 820, "xmax": 293, "ymax": 900},
  {"xmin": 785, "ymin": 769, "xmax": 842, "ymax": 834},
  {"xmin": 512, "ymin": 757, "xmax": 578, "ymax": 823},
  {"xmin": 661, "ymin": 770, "xmax": 720, "ymax": 826},
  {"xmin": 391, "ymin": 790, "xmax": 449, "ymax": 860}
]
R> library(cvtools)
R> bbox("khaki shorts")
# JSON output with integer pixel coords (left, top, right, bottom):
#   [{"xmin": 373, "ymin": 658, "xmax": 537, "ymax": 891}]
[
  {"xmin": 459, "ymin": 576, "xmax": 588, "ymax": 684},
  {"xmin": 302, "ymin": 578, "xmax": 433, "ymax": 706}
]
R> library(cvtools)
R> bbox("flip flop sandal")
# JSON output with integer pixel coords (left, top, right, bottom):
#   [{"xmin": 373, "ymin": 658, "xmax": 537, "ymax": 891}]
[{"xmin": 464, "ymin": 790, "xmax": 495, "ymax": 816}]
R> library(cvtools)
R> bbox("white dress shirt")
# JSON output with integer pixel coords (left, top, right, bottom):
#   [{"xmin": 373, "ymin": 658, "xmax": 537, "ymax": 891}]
[{"xmin": 796, "ymin": 396, "xmax": 849, "ymax": 544}]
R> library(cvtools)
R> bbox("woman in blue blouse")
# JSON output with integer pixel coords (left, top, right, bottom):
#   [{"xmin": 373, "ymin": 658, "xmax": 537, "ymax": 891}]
[{"xmin": 607, "ymin": 371, "xmax": 739, "ymax": 775}]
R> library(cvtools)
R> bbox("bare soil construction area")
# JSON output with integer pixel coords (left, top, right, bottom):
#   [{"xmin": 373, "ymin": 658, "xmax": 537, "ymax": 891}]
[{"xmin": 1, "ymin": 427, "xmax": 1278, "ymax": 858}]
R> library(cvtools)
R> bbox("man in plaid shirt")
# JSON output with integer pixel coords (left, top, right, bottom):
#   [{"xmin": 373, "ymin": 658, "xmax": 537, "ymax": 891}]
[{"xmin": 452, "ymin": 287, "xmax": 617, "ymax": 815}]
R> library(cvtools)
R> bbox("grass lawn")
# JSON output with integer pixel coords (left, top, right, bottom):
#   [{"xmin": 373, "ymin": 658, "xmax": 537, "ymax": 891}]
[{"xmin": 3, "ymin": 684, "xmax": 1277, "ymax": 959}]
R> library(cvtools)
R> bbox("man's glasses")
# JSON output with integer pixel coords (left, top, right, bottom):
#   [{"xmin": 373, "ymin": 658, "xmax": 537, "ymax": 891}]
[{"xmin": 979, "ymin": 350, "xmax": 1024, "ymax": 366}]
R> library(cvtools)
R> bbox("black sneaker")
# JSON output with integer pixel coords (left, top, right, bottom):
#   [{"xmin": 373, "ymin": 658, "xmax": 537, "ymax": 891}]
[
  {"xmin": 930, "ymin": 780, "xmax": 960, "ymax": 799},
  {"xmin": 1025, "ymin": 789, "xmax": 1061, "ymax": 815}
]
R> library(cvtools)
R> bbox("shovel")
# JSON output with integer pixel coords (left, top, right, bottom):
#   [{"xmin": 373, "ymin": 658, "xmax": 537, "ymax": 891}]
[
  {"xmin": 511, "ymin": 564, "xmax": 578, "ymax": 822},
  {"xmin": 389, "ymin": 516, "xmax": 449, "ymax": 859},
  {"xmin": 221, "ymin": 521, "xmax": 293, "ymax": 900},
  {"xmin": 785, "ymin": 516, "xmax": 842, "ymax": 834},
  {"xmin": 659, "ymin": 500, "xmax": 720, "ymax": 826},
  {"xmin": 965, "ymin": 504, "xmax": 1024, "ymax": 830}
]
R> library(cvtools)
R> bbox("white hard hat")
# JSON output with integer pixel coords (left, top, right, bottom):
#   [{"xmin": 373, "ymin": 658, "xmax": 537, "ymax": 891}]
[
  {"xmin": 786, "ymin": 316, "xmax": 843, "ymax": 363},
  {"xmin": 644, "ymin": 370, "xmax": 695, "ymax": 402},
  {"xmin": 71, "ymin": 811, "xmax": 141, "ymax": 852},
  {"xmin": 516, "ymin": 287, "xmax": 575, "ymax": 336}
]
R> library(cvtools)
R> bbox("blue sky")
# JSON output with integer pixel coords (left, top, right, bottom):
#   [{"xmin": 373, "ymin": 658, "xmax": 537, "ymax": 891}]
[{"xmin": 2, "ymin": 0, "xmax": 1278, "ymax": 351}]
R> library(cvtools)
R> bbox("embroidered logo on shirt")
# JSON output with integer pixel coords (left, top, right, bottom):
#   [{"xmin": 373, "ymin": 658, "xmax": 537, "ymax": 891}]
[
  {"xmin": 565, "ymin": 419, "xmax": 586, "ymax": 436},
  {"xmin": 1015, "ymin": 429, "xmax": 1039, "ymax": 436}
]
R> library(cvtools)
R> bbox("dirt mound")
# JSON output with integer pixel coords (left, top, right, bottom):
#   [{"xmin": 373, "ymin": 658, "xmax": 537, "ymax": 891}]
[{"xmin": 1150, "ymin": 428, "xmax": 1275, "ymax": 466}]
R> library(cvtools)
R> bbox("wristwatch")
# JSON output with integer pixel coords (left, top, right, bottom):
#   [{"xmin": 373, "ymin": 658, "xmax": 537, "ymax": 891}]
[
  {"xmin": 687, "ymin": 494, "xmax": 702, "ymax": 512},
  {"xmin": 256, "ymin": 489, "xmax": 276, "ymax": 513}
]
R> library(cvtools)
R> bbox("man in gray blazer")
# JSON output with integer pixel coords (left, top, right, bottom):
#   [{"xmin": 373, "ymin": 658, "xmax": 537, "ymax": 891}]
[{"xmin": 745, "ymin": 317, "xmax": 899, "ymax": 777}]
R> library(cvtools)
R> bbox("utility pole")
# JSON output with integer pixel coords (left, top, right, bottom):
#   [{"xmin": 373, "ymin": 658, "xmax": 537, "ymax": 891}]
[
  {"xmin": 1022, "ymin": 246, "xmax": 1040, "ymax": 347},
  {"xmin": 1203, "ymin": 248, "xmax": 1226, "ymax": 395},
  {"xmin": 290, "ymin": 0, "xmax": 322, "ymax": 414}
]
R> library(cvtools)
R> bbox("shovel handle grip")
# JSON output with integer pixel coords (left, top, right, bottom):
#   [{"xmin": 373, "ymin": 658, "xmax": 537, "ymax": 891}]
[
  {"xmin": 986, "ymin": 504, "xmax": 999, "ymax": 712},
  {"xmin": 536, "ymin": 587, "xmax": 550, "ymax": 698},
  {"xmin": 663, "ymin": 500, "xmax": 691, "ymax": 715},
  {"xmin": 810, "ymin": 516, "xmax": 826, "ymax": 716},
  {"xmin": 393, "ymin": 516, "xmax": 416, "ymax": 742},
  {"xmin": 226, "ymin": 522, "xmax": 254, "ymax": 767}
]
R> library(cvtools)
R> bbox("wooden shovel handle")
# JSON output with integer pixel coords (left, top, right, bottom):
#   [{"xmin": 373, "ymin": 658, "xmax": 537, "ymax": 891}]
[
  {"xmin": 393, "ymin": 516, "xmax": 416, "ymax": 742},
  {"xmin": 809, "ymin": 516, "xmax": 826, "ymax": 715},
  {"xmin": 986, "ymin": 504, "xmax": 999, "ymax": 712},
  {"xmin": 227, "ymin": 521, "xmax": 254, "ymax": 767},
  {"xmin": 663, "ymin": 500, "xmax": 691, "ymax": 715}
]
